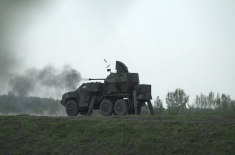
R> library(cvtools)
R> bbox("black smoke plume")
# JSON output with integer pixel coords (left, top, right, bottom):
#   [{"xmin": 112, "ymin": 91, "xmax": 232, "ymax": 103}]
[
  {"xmin": 0, "ymin": 0, "xmax": 50, "ymax": 94},
  {"xmin": 8, "ymin": 65, "xmax": 82, "ymax": 97}
]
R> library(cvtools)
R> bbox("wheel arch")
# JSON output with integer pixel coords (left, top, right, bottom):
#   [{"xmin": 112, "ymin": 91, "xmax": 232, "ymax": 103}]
[{"xmin": 65, "ymin": 97, "xmax": 78, "ymax": 106}]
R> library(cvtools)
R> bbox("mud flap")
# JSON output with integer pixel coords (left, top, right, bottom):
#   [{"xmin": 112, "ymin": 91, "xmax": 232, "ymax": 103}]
[
  {"xmin": 133, "ymin": 85, "xmax": 138, "ymax": 115},
  {"xmin": 87, "ymin": 96, "xmax": 96, "ymax": 116},
  {"xmin": 147, "ymin": 100, "xmax": 154, "ymax": 115}
]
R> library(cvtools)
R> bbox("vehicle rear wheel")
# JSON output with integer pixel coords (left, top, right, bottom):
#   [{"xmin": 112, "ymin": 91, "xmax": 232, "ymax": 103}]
[
  {"xmin": 100, "ymin": 99, "xmax": 114, "ymax": 116},
  {"xmin": 114, "ymin": 99, "xmax": 128, "ymax": 116},
  {"xmin": 66, "ymin": 100, "xmax": 79, "ymax": 116}
]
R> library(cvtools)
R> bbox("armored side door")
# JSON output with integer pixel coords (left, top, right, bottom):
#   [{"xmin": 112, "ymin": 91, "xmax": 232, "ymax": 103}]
[{"xmin": 76, "ymin": 83, "xmax": 90, "ymax": 108}]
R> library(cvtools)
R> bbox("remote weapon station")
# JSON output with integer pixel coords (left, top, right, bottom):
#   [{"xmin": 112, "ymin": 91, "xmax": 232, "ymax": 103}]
[{"xmin": 60, "ymin": 61, "xmax": 154, "ymax": 116}]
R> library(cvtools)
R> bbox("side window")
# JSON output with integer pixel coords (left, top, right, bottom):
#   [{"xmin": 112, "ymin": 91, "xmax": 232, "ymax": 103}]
[{"xmin": 108, "ymin": 73, "xmax": 116, "ymax": 79}]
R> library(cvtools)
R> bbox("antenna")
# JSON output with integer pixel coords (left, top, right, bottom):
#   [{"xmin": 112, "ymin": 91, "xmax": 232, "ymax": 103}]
[
  {"xmin": 104, "ymin": 59, "xmax": 111, "ymax": 71},
  {"xmin": 104, "ymin": 59, "xmax": 111, "ymax": 72}
]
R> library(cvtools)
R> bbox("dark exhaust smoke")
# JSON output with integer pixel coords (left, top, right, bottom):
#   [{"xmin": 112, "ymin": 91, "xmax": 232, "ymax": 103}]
[
  {"xmin": 0, "ymin": 0, "xmax": 51, "ymax": 94},
  {"xmin": 8, "ymin": 65, "xmax": 82, "ymax": 97}
]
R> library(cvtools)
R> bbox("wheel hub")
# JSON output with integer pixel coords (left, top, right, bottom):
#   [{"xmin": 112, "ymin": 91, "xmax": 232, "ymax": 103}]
[
  {"xmin": 117, "ymin": 104, "xmax": 122, "ymax": 110},
  {"xmin": 103, "ymin": 103, "xmax": 109, "ymax": 111},
  {"xmin": 68, "ymin": 105, "xmax": 74, "ymax": 112}
]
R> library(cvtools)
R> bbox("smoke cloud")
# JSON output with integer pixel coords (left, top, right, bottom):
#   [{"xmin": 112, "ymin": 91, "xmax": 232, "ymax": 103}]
[
  {"xmin": 8, "ymin": 65, "xmax": 82, "ymax": 97},
  {"xmin": 0, "ymin": 0, "xmax": 51, "ymax": 94}
]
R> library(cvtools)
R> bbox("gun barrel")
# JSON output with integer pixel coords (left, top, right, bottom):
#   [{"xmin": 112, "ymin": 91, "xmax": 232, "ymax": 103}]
[{"xmin": 89, "ymin": 78, "xmax": 106, "ymax": 81}]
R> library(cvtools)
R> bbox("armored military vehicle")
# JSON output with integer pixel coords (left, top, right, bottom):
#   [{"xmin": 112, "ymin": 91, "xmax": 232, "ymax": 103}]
[{"xmin": 60, "ymin": 61, "xmax": 154, "ymax": 116}]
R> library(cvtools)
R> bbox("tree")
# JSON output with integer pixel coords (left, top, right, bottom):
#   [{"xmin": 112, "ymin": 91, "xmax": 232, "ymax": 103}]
[
  {"xmin": 191, "ymin": 92, "xmax": 235, "ymax": 115},
  {"xmin": 207, "ymin": 92, "xmax": 215, "ymax": 109},
  {"xmin": 220, "ymin": 93, "xmax": 231, "ymax": 113},
  {"xmin": 166, "ymin": 88, "xmax": 189, "ymax": 114},
  {"xmin": 193, "ymin": 92, "xmax": 216, "ymax": 109},
  {"xmin": 153, "ymin": 96, "xmax": 164, "ymax": 114}
]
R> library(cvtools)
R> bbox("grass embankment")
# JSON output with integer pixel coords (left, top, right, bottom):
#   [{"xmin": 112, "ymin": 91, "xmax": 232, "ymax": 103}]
[{"xmin": 0, "ymin": 115, "xmax": 235, "ymax": 155}]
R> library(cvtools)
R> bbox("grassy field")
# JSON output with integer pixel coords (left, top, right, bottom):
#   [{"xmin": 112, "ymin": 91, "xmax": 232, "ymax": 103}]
[{"xmin": 0, "ymin": 115, "xmax": 235, "ymax": 155}]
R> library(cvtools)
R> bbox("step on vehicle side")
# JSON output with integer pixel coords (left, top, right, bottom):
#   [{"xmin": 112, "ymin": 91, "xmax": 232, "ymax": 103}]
[{"xmin": 60, "ymin": 61, "xmax": 154, "ymax": 116}]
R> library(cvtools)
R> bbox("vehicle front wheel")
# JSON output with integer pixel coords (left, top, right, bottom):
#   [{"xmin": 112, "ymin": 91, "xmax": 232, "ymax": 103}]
[
  {"xmin": 100, "ymin": 99, "xmax": 114, "ymax": 116},
  {"xmin": 66, "ymin": 100, "xmax": 79, "ymax": 116}
]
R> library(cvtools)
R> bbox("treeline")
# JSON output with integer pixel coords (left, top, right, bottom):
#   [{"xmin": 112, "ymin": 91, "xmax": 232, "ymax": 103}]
[
  {"xmin": 0, "ymin": 93, "xmax": 66, "ymax": 116},
  {"xmin": 151, "ymin": 88, "xmax": 235, "ymax": 115},
  {"xmin": 0, "ymin": 89, "xmax": 234, "ymax": 116}
]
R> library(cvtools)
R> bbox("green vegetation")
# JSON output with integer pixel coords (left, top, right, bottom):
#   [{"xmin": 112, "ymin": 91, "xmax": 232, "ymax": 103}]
[
  {"xmin": 0, "ymin": 115, "xmax": 234, "ymax": 154},
  {"xmin": 0, "ymin": 90, "xmax": 234, "ymax": 154},
  {"xmin": 0, "ymin": 89, "xmax": 234, "ymax": 117},
  {"xmin": 165, "ymin": 88, "xmax": 189, "ymax": 115},
  {"xmin": 151, "ymin": 89, "xmax": 235, "ymax": 116},
  {"xmin": 0, "ymin": 94, "xmax": 65, "ymax": 116}
]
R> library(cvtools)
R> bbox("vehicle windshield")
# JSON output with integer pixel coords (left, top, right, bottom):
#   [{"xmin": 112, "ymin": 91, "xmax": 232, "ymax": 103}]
[
  {"xmin": 77, "ymin": 83, "xmax": 86, "ymax": 91},
  {"xmin": 108, "ymin": 73, "xmax": 116, "ymax": 78}
]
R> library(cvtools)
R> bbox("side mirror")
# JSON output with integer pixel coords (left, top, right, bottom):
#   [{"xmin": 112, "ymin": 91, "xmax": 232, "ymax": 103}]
[{"xmin": 107, "ymin": 69, "xmax": 111, "ymax": 72}]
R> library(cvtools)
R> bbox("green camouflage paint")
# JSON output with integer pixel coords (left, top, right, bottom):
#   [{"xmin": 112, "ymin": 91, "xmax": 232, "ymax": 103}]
[{"xmin": 61, "ymin": 61, "xmax": 154, "ymax": 116}]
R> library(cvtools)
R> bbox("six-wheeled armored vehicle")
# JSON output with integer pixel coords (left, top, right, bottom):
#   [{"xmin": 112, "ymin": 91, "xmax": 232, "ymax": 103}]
[{"xmin": 60, "ymin": 61, "xmax": 154, "ymax": 116}]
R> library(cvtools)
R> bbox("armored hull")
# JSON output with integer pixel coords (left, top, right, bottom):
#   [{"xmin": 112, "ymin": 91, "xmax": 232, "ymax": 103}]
[{"xmin": 61, "ymin": 61, "xmax": 154, "ymax": 116}]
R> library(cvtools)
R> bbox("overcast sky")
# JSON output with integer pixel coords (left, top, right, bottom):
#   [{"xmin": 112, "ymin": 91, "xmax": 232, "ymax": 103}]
[{"xmin": 0, "ymin": 0, "xmax": 234, "ymax": 107}]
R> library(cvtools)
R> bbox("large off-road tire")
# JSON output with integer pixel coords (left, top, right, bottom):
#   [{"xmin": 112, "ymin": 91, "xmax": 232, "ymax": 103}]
[
  {"xmin": 114, "ymin": 99, "xmax": 128, "ymax": 116},
  {"xmin": 100, "ymin": 99, "xmax": 114, "ymax": 116},
  {"xmin": 66, "ymin": 100, "xmax": 79, "ymax": 116}
]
